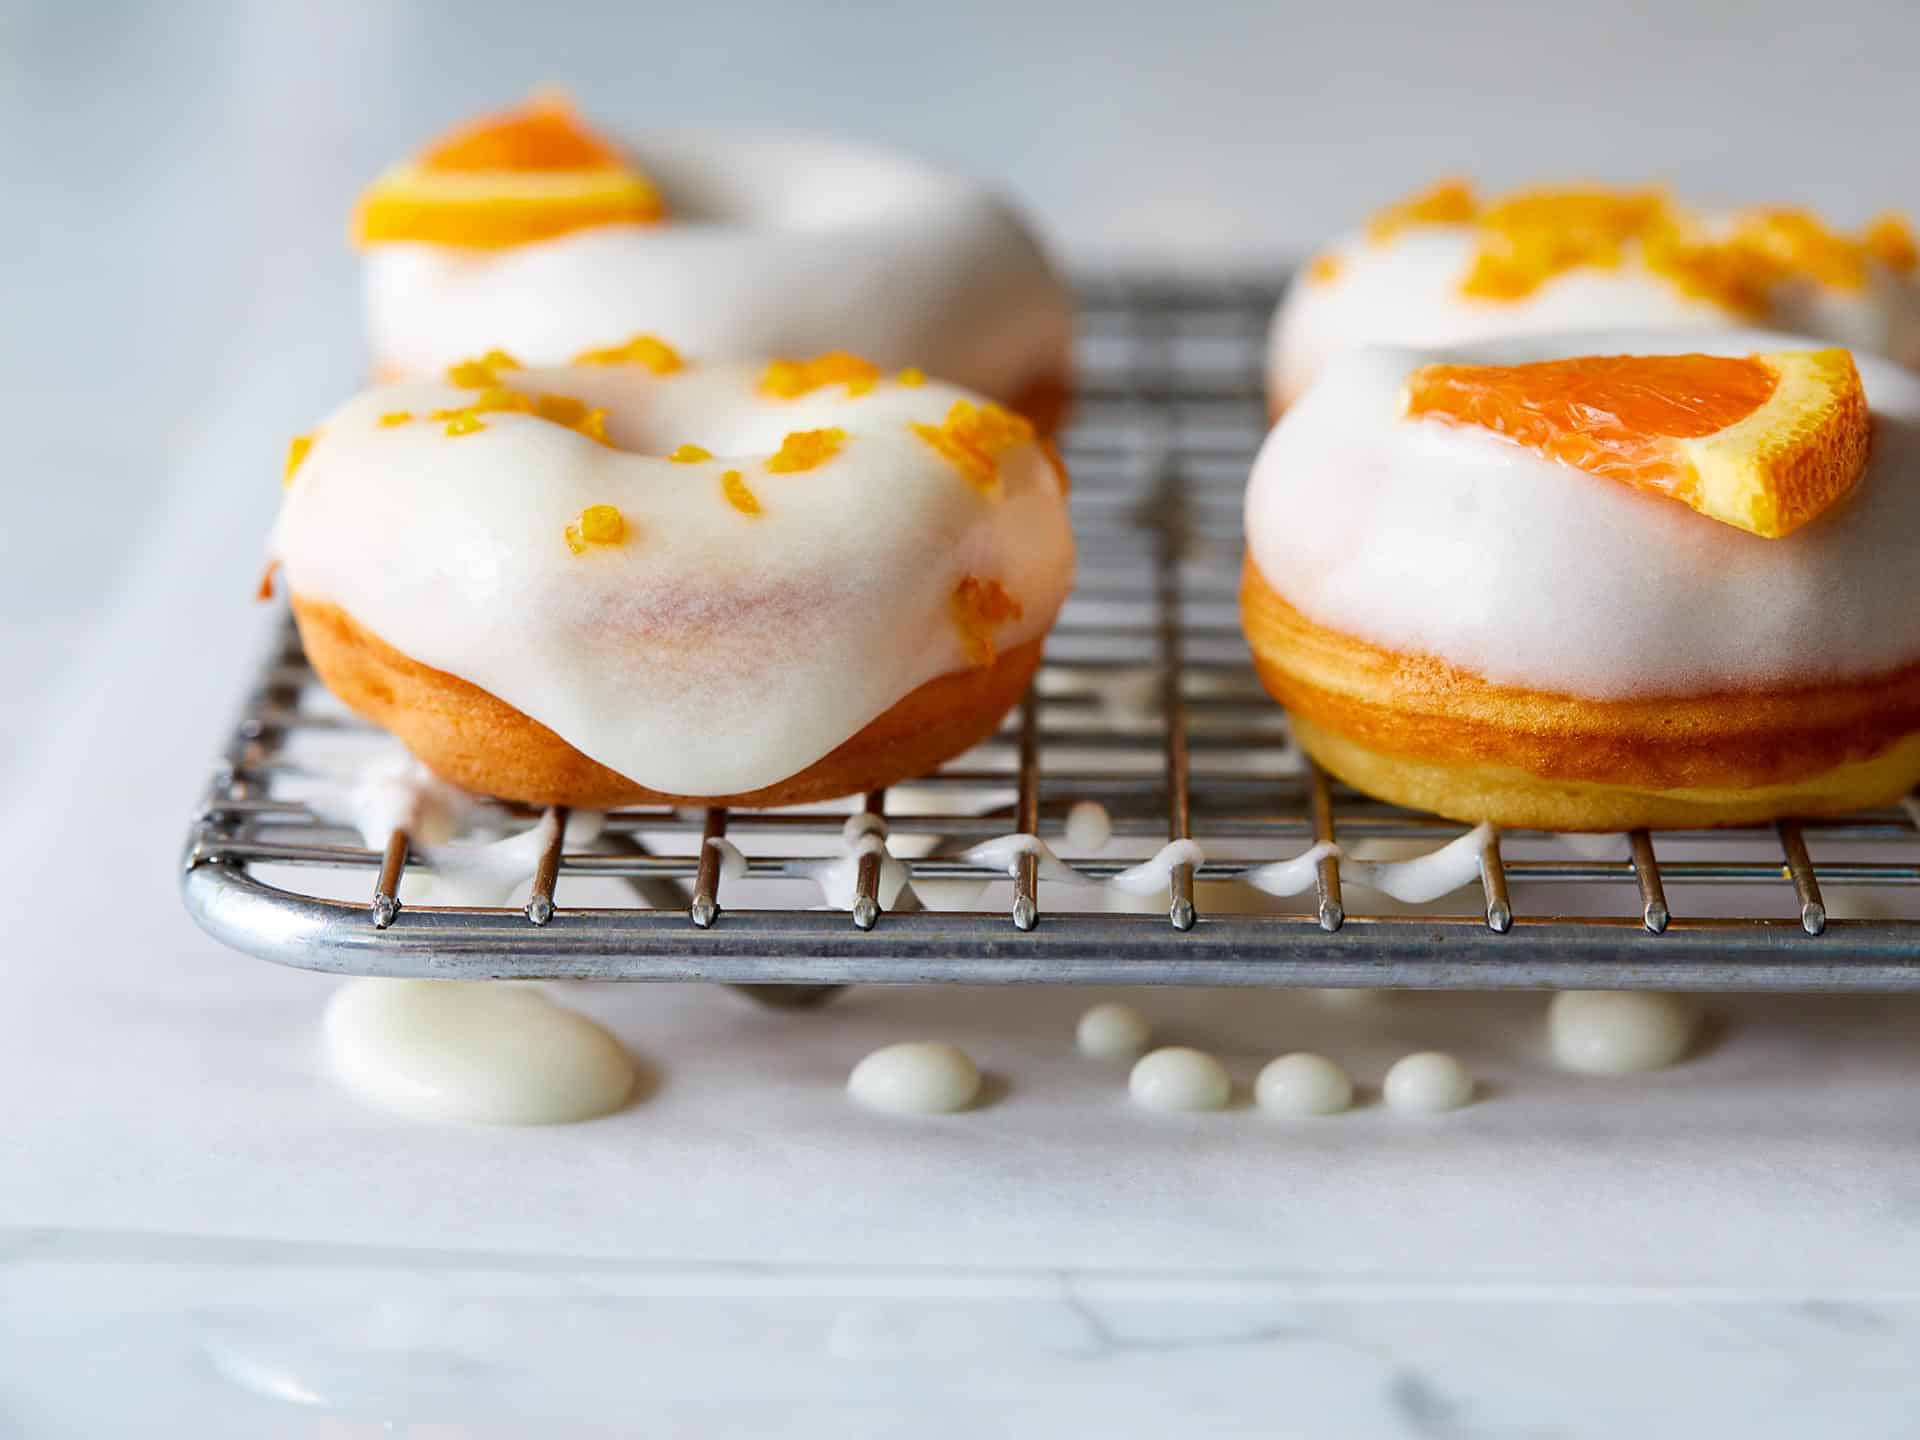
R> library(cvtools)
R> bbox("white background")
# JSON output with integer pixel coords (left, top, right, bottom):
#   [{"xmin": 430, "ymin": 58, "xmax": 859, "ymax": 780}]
[{"xmin": 5, "ymin": 1, "xmax": 1920, "ymax": 1434}]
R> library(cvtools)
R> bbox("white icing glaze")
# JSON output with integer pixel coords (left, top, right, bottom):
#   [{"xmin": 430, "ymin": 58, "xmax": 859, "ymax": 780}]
[
  {"xmin": 1128, "ymin": 1046, "xmax": 1231, "ymax": 1112},
  {"xmin": 1108, "ymin": 840, "xmax": 1207, "ymax": 896},
  {"xmin": 1063, "ymin": 800, "xmax": 1113, "ymax": 852},
  {"xmin": 1246, "ymin": 330, "xmax": 1920, "ymax": 697},
  {"xmin": 959, "ymin": 834, "xmax": 1203, "ymax": 901},
  {"xmin": 794, "ymin": 814, "xmax": 912, "ymax": 911},
  {"xmin": 1241, "ymin": 841, "xmax": 1339, "ymax": 897},
  {"xmin": 1342, "ymin": 823, "xmax": 1492, "ymax": 903},
  {"xmin": 287, "ymin": 747, "xmax": 472, "ymax": 850},
  {"xmin": 1242, "ymin": 828, "xmax": 1487, "ymax": 903},
  {"xmin": 324, "ymin": 979, "xmax": 635, "ymax": 1124},
  {"xmin": 1255, "ymin": 1053, "xmax": 1354, "ymax": 1116},
  {"xmin": 1548, "ymin": 991, "xmax": 1698, "ymax": 1075},
  {"xmin": 1075, "ymin": 1001, "xmax": 1152, "ymax": 1060},
  {"xmin": 275, "ymin": 363, "xmax": 1073, "ymax": 796},
  {"xmin": 1382, "ymin": 1051, "xmax": 1475, "ymax": 1113},
  {"xmin": 705, "ymin": 835, "xmax": 749, "ymax": 882},
  {"xmin": 411, "ymin": 808, "xmax": 606, "ymax": 908},
  {"xmin": 366, "ymin": 133, "xmax": 1072, "ymax": 408},
  {"xmin": 959, "ymin": 832, "xmax": 1087, "ymax": 885},
  {"xmin": 847, "ymin": 1041, "xmax": 981, "ymax": 1114},
  {"xmin": 1272, "ymin": 222, "xmax": 1920, "ymax": 404}
]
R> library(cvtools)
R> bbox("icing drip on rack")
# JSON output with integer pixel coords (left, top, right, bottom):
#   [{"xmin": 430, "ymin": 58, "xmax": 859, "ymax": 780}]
[
  {"xmin": 1242, "ymin": 825, "xmax": 1492, "ymax": 902},
  {"xmin": 416, "ymin": 808, "xmax": 607, "ymax": 907},
  {"xmin": 793, "ymin": 813, "xmax": 911, "ymax": 910},
  {"xmin": 960, "ymin": 834, "xmax": 1208, "ymax": 895}
]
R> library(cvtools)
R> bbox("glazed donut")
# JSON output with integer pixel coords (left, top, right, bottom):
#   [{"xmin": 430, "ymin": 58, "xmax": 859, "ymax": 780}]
[
  {"xmin": 1270, "ymin": 180, "xmax": 1920, "ymax": 414},
  {"xmin": 354, "ymin": 97, "xmax": 1074, "ymax": 433},
  {"xmin": 1242, "ymin": 329, "xmax": 1920, "ymax": 832},
  {"xmin": 273, "ymin": 344, "xmax": 1074, "ymax": 808}
]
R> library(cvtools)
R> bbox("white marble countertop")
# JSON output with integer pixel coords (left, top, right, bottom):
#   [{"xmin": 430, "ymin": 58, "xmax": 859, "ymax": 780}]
[{"xmin": 7, "ymin": 1, "xmax": 1920, "ymax": 1433}]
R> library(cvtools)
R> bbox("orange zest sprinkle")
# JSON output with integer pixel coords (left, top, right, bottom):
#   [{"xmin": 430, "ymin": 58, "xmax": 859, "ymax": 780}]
[
  {"xmin": 1403, "ymin": 348, "xmax": 1870, "ymax": 538},
  {"xmin": 950, "ymin": 576, "xmax": 1024, "ymax": 668},
  {"xmin": 765, "ymin": 427, "xmax": 847, "ymax": 474},
  {"xmin": 896, "ymin": 367, "xmax": 926, "ymax": 387},
  {"xmin": 431, "ymin": 385, "xmax": 608, "ymax": 444},
  {"xmin": 352, "ymin": 95, "xmax": 665, "ymax": 250},
  {"xmin": 909, "ymin": 400, "xmax": 1035, "ymax": 497},
  {"xmin": 1460, "ymin": 187, "xmax": 1668, "ymax": 301},
  {"xmin": 1371, "ymin": 179, "xmax": 1913, "ymax": 308},
  {"xmin": 669, "ymin": 443, "xmax": 713, "ymax": 463},
  {"xmin": 379, "ymin": 410, "xmax": 413, "ymax": 427},
  {"xmin": 563, "ymin": 503, "xmax": 628, "ymax": 555},
  {"xmin": 571, "ymin": 334, "xmax": 684, "ymax": 373},
  {"xmin": 759, "ymin": 352, "xmax": 883, "ymax": 399},
  {"xmin": 1367, "ymin": 177, "xmax": 1478, "ymax": 243},
  {"xmin": 721, "ymin": 469, "xmax": 762, "ymax": 516},
  {"xmin": 255, "ymin": 560, "xmax": 280, "ymax": 602},
  {"xmin": 283, "ymin": 433, "xmax": 314, "ymax": 486},
  {"xmin": 447, "ymin": 350, "xmax": 521, "ymax": 388}
]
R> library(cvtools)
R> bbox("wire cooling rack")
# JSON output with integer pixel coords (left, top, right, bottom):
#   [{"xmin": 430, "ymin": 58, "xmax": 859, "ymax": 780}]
[{"xmin": 181, "ymin": 276, "xmax": 1920, "ymax": 991}]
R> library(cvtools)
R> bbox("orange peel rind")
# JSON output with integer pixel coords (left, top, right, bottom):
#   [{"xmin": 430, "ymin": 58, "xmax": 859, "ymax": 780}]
[
  {"xmin": 1403, "ymin": 349, "xmax": 1871, "ymax": 539},
  {"xmin": 352, "ymin": 95, "xmax": 665, "ymax": 250}
]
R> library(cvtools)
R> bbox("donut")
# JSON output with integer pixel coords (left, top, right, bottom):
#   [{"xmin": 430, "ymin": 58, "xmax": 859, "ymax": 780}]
[
  {"xmin": 272, "ymin": 344, "xmax": 1075, "ymax": 808},
  {"xmin": 1270, "ymin": 179, "xmax": 1920, "ymax": 413},
  {"xmin": 353, "ymin": 96, "xmax": 1074, "ymax": 433},
  {"xmin": 1241, "ymin": 330, "xmax": 1920, "ymax": 831}
]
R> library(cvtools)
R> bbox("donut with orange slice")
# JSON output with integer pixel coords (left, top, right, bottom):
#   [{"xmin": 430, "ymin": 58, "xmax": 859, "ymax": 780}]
[
  {"xmin": 1242, "ymin": 334, "xmax": 1920, "ymax": 830},
  {"xmin": 1270, "ymin": 180, "xmax": 1920, "ymax": 414},
  {"xmin": 352, "ymin": 95, "xmax": 1073, "ymax": 433}
]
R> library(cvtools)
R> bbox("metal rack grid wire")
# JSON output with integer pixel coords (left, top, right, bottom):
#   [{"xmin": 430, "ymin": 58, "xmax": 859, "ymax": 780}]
[{"xmin": 181, "ymin": 275, "xmax": 1920, "ymax": 991}]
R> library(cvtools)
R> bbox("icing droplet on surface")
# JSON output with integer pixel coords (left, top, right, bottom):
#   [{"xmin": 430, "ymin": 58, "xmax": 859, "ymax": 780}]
[
  {"xmin": 1256, "ymin": 1053, "xmax": 1354, "ymax": 1115},
  {"xmin": 669, "ymin": 443, "xmax": 712, "ymax": 463},
  {"xmin": 1548, "ymin": 991, "xmax": 1697, "ymax": 1075},
  {"xmin": 847, "ymin": 1042, "xmax": 981, "ymax": 1114},
  {"xmin": 1128, "ymin": 1046, "xmax": 1231, "ymax": 1112},
  {"xmin": 324, "ymin": 979, "xmax": 635, "ymax": 1125},
  {"xmin": 1063, "ymin": 800, "xmax": 1112, "ymax": 852},
  {"xmin": 1382, "ymin": 1051, "xmax": 1475, "ymax": 1113},
  {"xmin": 1076, "ymin": 1001, "xmax": 1151, "ymax": 1060}
]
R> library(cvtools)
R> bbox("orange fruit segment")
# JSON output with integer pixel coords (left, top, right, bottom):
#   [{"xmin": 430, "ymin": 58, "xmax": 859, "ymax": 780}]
[
  {"xmin": 353, "ymin": 95, "xmax": 664, "ymax": 250},
  {"xmin": 1403, "ymin": 350, "xmax": 1871, "ymax": 538}
]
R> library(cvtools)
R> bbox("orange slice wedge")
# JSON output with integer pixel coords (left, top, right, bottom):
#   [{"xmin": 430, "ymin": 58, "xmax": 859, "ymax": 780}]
[
  {"xmin": 352, "ymin": 95, "xmax": 664, "ymax": 250},
  {"xmin": 1403, "ymin": 349, "xmax": 1870, "ymax": 538}
]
